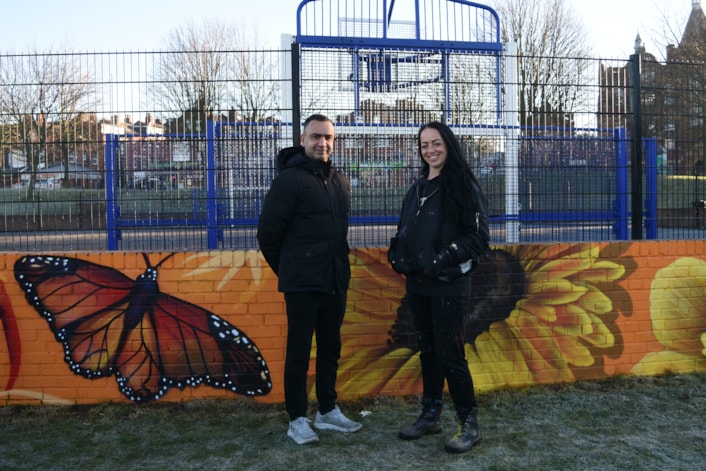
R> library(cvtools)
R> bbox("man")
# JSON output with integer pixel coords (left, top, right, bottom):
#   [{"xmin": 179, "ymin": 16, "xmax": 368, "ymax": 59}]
[{"xmin": 257, "ymin": 114, "xmax": 362, "ymax": 445}]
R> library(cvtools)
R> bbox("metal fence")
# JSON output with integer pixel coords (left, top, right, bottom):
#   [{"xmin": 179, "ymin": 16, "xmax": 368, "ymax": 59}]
[{"xmin": 2, "ymin": 10, "xmax": 706, "ymax": 251}]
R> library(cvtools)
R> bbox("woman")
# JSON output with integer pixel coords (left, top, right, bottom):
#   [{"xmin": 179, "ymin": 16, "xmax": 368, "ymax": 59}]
[{"xmin": 388, "ymin": 121, "xmax": 490, "ymax": 454}]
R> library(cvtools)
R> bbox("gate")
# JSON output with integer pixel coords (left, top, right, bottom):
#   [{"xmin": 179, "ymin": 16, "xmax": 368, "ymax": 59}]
[{"xmin": 104, "ymin": 121, "xmax": 280, "ymax": 250}]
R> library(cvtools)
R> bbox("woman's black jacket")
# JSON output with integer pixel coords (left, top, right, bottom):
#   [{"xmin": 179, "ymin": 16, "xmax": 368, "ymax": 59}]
[
  {"xmin": 257, "ymin": 146, "xmax": 351, "ymax": 295},
  {"xmin": 390, "ymin": 175, "xmax": 490, "ymax": 296}
]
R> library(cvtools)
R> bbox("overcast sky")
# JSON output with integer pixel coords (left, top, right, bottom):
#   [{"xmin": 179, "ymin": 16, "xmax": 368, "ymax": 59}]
[{"xmin": 0, "ymin": 0, "xmax": 694, "ymax": 58}]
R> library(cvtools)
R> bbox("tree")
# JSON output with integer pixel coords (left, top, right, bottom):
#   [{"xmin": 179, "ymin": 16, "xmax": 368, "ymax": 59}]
[
  {"xmin": 447, "ymin": 54, "xmax": 499, "ymax": 126},
  {"xmin": 0, "ymin": 50, "xmax": 95, "ymax": 196},
  {"xmin": 650, "ymin": 2, "xmax": 693, "ymax": 61},
  {"xmin": 492, "ymin": 0, "xmax": 592, "ymax": 128},
  {"xmin": 231, "ymin": 28, "xmax": 279, "ymax": 122},
  {"xmin": 152, "ymin": 19, "xmax": 278, "ymax": 132}
]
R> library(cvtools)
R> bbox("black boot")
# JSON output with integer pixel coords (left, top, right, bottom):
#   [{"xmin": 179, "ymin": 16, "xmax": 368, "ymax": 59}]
[
  {"xmin": 444, "ymin": 408, "xmax": 481, "ymax": 453},
  {"xmin": 398, "ymin": 398, "xmax": 443, "ymax": 440}
]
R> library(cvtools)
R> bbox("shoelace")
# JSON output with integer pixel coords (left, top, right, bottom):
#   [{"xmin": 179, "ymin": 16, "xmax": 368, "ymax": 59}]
[{"xmin": 293, "ymin": 419, "xmax": 311, "ymax": 431}]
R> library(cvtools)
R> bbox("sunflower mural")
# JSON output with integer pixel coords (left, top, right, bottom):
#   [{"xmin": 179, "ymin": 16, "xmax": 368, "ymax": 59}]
[
  {"xmin": 633, "ymin": 257, "xmax": 706, "ymax": 374},
  {"xmin": 329, "ymin": 243, "xmax": 628, "ymax": 399}
]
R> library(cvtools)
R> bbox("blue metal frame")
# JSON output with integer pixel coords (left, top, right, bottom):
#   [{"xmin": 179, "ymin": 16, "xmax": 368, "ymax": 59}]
[
  {"xmin": 105, "ymin": 122, "xmax": 278, "ymax": 250},
  {"xmin": 105, "ymin": 123, "xmax": 659, "ymax": 249},
  {"xmin": 206, "ymin": 121, "xmax": 219, "ymax": 249},
  {"xmin": 295, "ymin": 0, "xmax": 501, "ymax": 51},
  {"xmin": 105, "ymin": 134, "xmax": 120, "ymax": 250},
  {"xmin": 644, "ymin": 138, "xmax": 658, "ymax": 239},
  {"xmin": 295, "ymin": 0, "xmax": 504, "ymax": 135},
  {"xmin": 611, "ymin": 129, "xmax": 658, "ymax": 240}
]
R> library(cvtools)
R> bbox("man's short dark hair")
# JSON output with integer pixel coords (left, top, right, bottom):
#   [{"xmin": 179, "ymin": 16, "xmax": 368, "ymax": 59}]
[{"xmin": 303, "ymin": 114, "xmax": 332, "ymax": 131}]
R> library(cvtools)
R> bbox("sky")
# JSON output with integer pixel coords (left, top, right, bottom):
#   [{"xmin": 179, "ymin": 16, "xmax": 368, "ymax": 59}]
[{"xmin": 0, "ymin": 0, "xmax": 695, "ymax": 58}]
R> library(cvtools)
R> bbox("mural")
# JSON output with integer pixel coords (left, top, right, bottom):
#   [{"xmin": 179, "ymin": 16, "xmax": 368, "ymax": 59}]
[
  {"xmin": 334, "ymin": 243, "xmax": 631, "ymax": 397},
  {"xmin": 0, "ymin": 242, "xmax": 704, "ymax": 405},
  {"xmin": 11, "ymin": 253, "xmax": 271, "ymax": 402},
  {"xmin": 634, "ymin": 257, "xmax": 706, "ymax": 374}
]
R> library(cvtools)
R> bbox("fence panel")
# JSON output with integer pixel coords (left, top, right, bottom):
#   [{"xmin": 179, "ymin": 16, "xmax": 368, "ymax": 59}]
[{"xmin": 2, "ymin": 47, "xmax": 706, "ymax": 250}]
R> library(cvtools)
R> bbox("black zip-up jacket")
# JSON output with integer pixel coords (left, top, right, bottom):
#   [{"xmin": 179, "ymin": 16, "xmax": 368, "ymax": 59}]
[
  {"xmin": 392, "ymin": 175, "xmax": 490, "ymax": 296},
  {"xmin": 257, "ymin": 146, "xmax": 351, "ymax": 295}
]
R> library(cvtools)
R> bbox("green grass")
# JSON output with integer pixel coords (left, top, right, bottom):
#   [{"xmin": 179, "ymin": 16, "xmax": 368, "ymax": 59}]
[{"xmin": 0, "ymin": 372, "xmax": 704, "ymax": 470}]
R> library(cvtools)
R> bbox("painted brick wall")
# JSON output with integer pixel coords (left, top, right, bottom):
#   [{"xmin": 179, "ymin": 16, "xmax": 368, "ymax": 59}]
[{"xmin": 1, "ymin": 241, "xmax": 704, "ymax": 405}]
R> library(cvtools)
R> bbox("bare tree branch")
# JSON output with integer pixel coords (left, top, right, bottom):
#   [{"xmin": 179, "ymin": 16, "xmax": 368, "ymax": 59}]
[
  {"xmin": 0, "ymin": 51, "xmax": 95, "ymax": 195},
  {"xmin": 493, "ymin": 0, "xmax": 592, "ymax": 128},
  {"xmin": 151, "ymin": 19, "xmax": 278, "ymax": 131}
]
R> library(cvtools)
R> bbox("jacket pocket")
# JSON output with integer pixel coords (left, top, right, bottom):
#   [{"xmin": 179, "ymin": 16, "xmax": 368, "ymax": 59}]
[{"xmin": 279, "ymin": 241, "xmax": 332, "ymax": 290}]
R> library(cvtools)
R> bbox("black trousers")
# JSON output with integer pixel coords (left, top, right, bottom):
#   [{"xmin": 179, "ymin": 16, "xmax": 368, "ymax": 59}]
[
  {"xmin": 407, "ymin": 292, "xmax": 478, "ymax": 415},
  {"xmin": 284, "ymin": 291, "xmax": 347, "ymax": 420}
]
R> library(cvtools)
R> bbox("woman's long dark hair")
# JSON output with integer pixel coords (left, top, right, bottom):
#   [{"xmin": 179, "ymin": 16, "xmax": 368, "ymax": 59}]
[{"xmin": 417, "ymin": 121, "xmax": 480, "ymax": 221}]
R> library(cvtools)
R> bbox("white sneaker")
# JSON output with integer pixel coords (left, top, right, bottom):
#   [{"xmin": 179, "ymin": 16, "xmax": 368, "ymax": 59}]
[
  {"xmin": 314, "ymin": 405, "xmax": 362, "ymax": 433},
  {"xmin": 287, "ymin": 417, "xmax": 319, "ymax": 445}
]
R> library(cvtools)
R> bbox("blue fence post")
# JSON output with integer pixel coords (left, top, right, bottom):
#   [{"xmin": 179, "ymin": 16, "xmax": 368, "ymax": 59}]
[
  {"xmin": 613, "ymin": 128, "xmax": 629, "ymax": 240},
  {"xmin": 206, "ymin": 120, "xmax": 218, "ymax": 249},
  {"xmin": 105, "ymin": 134, "xmax": 120, "ymax": 250},
  {"xmin": 644, "ymin": 138, "xmax": 658, "ymax": 239}
]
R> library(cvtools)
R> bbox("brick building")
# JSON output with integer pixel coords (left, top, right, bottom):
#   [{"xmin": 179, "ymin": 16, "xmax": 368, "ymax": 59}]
[{"xmin": 599, "ymin": 0, "xmax": 706, "ymax": 175}]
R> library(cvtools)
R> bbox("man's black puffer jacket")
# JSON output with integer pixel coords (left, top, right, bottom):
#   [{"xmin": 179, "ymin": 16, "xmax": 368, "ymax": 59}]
[{"xmin": 257, "ymin": 146, "xmax": 351, "ymax": 295}]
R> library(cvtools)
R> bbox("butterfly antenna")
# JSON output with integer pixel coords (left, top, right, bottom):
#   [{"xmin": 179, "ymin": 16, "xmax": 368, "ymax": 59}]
[{"xmin": 139, "ymin": 252, "xmax": 174, "ymax": 269}]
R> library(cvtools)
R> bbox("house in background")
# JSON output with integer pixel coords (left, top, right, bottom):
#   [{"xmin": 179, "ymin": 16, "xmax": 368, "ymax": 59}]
[{"xmin": 598, "ymin": 0, "xmax": 706, "ymax": 175}]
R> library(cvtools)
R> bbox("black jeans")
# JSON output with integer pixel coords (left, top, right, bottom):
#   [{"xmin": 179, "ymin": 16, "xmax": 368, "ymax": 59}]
[
  {"xmin": 284, "ymin": 291, "xmax": 347, "ymax": 420},
  {"xmin": 407, "ymin": 292, "xmax": 478, "ymax": 415}
]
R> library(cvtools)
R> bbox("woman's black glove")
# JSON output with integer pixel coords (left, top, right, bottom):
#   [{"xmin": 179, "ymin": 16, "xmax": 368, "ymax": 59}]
[
  {"xmin": 426, "ymin": 247, "xmax": 453, "ymax": 276},
  {"xmin": 388, "ymin": 236, "xmax": 416, "ymax": 274}
]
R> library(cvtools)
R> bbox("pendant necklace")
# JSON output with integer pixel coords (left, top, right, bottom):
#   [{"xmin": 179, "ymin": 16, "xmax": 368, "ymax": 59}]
[{"xmin": 416, "ymin": 183, "xmax": 440, "ymax": 216}]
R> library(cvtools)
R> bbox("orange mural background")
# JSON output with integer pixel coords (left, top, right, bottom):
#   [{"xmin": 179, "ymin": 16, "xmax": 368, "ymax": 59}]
[{"xmin": 0, "ymin": 241, "xmax": 704, "ymax": 406}]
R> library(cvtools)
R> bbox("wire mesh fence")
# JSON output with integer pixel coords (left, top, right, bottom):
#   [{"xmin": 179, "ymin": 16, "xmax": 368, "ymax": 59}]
[{"xmin": 1, "ymin": 44, "xmax": 706, "ymax": 251}]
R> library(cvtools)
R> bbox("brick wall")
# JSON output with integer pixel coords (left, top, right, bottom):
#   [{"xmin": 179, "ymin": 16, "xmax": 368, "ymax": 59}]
[{"xmin": 1, "ymin": 241, "xmax": 704, "ymax": 405}]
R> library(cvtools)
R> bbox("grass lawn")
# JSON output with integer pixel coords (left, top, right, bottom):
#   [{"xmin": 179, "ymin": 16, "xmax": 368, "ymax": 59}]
[{"xmin": 0, "ymin": 372, "xmax": 704, "ymax": 470}]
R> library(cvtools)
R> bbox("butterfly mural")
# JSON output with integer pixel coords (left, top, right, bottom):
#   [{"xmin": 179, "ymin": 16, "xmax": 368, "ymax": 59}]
[
  {"xmin": 0, "ymin": 282, "xmax": 21, "ymax": 392},
  {"xmin": 14, "ymin": 254, "xmax": 272, "ymax": 402}
]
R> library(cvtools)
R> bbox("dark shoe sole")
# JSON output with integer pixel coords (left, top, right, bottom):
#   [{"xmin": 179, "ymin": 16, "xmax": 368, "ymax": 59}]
[
  {"xmin": 398, "ymin": 426, "xmax": 442, "ymax": 441},
  {"xmin": 444, "ymin": 437, "xmax": 480, "ymax": 453}
]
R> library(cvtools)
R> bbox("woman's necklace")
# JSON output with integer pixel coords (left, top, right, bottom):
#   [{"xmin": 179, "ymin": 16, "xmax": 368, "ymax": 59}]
[{"xmin": 416, "ymin": 182, "xmax": 440, "ymax": 216}]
